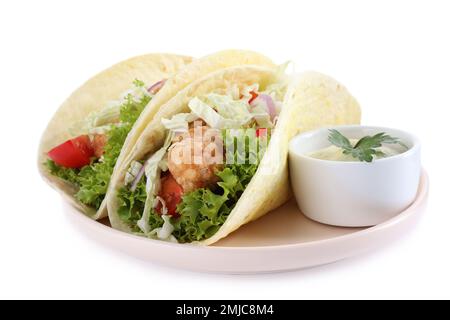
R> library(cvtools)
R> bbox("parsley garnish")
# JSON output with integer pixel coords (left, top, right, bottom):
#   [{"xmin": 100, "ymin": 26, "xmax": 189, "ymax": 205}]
[{"xmin": 328, "ymin": 129, "xmax": 406, "ymax": 162}]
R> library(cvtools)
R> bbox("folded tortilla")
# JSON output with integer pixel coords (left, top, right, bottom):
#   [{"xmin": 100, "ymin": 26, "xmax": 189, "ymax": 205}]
[
  {"xmin": 38, "ymin": 50, "xmax": 275, "ymax": 221},
  {"xmin": 106, "ymin": 65, "xmax": 361, "ymax": 245}
]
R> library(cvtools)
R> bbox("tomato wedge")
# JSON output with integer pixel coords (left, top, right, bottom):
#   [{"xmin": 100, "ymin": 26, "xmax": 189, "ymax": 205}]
[
  {"xmin": 156, "ymin": 174, "xmax": 184, "ymax": 217},
  {"xmin": 48, "ymin": 135, "xmax": 94, "ymax": 169},
  {"xmin": 248, "ymin": 91, "xmax": 258, "ymax": 104},
  {"xmin": 256, "ymin": 128, "xmax": 268, "ymax": 137}
]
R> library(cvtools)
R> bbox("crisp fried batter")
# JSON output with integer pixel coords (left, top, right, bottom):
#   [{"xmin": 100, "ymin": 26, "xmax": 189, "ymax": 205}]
[{"xmin": 168, "ymin": 126, "xmax": 224, "ymax": 193}]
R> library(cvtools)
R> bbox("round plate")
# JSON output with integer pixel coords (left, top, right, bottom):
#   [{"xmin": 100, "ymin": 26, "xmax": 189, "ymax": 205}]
[{"xmin": 66, "ymin": 171, "xmax": 428, "ymax": 274}]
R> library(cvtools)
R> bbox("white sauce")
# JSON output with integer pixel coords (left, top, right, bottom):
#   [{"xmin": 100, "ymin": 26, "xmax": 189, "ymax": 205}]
[{"xmin": 308, "ymin": 139, "xmax": 404, "ymax": 162}]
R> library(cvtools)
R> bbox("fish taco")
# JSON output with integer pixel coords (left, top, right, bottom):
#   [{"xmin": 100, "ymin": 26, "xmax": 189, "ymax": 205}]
[{"xmin": 38, "ymin": 50, "xmax": 275, "ymax": 220}]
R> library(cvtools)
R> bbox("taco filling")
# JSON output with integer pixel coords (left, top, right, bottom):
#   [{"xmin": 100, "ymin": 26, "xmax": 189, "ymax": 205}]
[
  {"xmin": 117, "ymin": 83, "xmax": 285, "ymax": 243},
  {"xmin": 45, "ymin": 79, "xmax": 165, "ymax": 210}
]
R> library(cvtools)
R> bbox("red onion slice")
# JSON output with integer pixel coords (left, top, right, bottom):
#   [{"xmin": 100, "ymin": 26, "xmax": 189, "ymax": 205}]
[
  {"xmin": 252, "ymin": 94, "xmax": 276, "ymax": 120},
  {"xmin": 147, "ymin": 79, "xmax": 167, "ymax": 95},
  {"xmin": 130, "ymin": 163, "xmax": 146, "ymax": 192}
]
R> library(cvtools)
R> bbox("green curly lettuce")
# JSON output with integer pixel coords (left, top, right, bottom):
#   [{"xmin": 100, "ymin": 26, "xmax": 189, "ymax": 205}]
[
  {"xmin": 174, "ymin": 132, "xmax": 266, "ymax": 242},
  {"xmin": 116, "ymin": 162, "xmax": 257, "ymax": 242},
  {"xmin": 46, "ymin": 159, "xmax": 79, "ymax": 185},
  {"xmin": 173, "ymin": 161, "xmax": 257, "ymax": 243},
  {"xmin": 46, "ymin": 81, "xmax": 151, "ymax": 210},
  {"xmin": 117, "ymin": 177, "xmax": 165, "ymax": 234}
]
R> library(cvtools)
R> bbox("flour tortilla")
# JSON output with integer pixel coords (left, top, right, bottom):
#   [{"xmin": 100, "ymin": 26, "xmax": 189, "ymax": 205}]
[
  {"xmin": 107, "ymin": 66, "xmax": 361, "ymax": 245},
  {"xmin": 38, "ymin": 53, "xmax": 192, "ymax": 219}
]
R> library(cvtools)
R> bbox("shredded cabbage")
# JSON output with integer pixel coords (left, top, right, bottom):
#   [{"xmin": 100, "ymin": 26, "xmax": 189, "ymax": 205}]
[
  {"xmin": 188, "ymin": 98, "xmax": 248, "ymax": 129},
  {"xmin": 92, "ymin": 104, "xmax": 121, "ymax": 127},
  {"xmin": 86, "ymin": 123, "xmax": 123, "ymax": 135},
  {"xmin": 226, "ymin": 84, "xmax": 241, "ymax": 100},
  {"xmin": 125, "ymin": 161, "xmax": 144, "ymax": 186},
  {"xmin": 162, "ymin": 82, "xmax": 285, "ymax": 133},
  {"xmin": 147, "ymin": 214, "xmax": 177, "ymax": 242},
  {"xmin": 161, "ymin": 113, "xmax": 198, "ymax": 132},
  {"xmin": 144, "ymin": 149, "xmax": 166, "ymax": 194},
  {"xmin": 137, "ymin": 132, "xmax": 174, "ymax": 234},
  {"xmin": 158, "ymin": 153, "xmax": 169, "ymax": 172},
  {"xmin": 149, "ymin": 197, "xmax": 177, "ymax": 241},
  {"xmin": 206, "ymin": 94, "xmax": 252, "ymax": 121},
  {"xmin": 137, "ymin": 149, "xmax": 165, "ymax": 234},
  {"xmin": 69, "ymin": 79, "xmax": 150, "ymax": 136},
  {"xmin": 157, "ymin": 215, "xmax": 175, "ymax": 240}
]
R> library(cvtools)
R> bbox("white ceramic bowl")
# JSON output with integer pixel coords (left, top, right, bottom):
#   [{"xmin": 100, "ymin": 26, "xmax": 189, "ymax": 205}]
[{"xmin": 289, "ymin": 125, "xmax": 421, "ymax": 227}]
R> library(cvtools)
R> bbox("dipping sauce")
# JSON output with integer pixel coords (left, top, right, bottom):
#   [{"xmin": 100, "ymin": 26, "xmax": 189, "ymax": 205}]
[{"xmin": 308, "ymin": 139, "xmax": 404, "ymax": 162}]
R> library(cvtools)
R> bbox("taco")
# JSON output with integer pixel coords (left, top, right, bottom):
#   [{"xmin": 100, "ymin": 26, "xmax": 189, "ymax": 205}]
[
  {"xmin": 38, "ymin": 51, "xmax": 275, "ymax": 220},
  {"xmin": 106, "ymin": 65, "xmax": 361, "ymax": 245}
]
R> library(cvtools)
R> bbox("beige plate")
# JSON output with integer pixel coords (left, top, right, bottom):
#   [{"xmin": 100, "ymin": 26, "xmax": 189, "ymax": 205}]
[{"xmin": 66, "ymin": 171, "xmax": 428, "ymax": 274}]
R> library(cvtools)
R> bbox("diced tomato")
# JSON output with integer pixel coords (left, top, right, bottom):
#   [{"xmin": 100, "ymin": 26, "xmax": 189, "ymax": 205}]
[
  {"xmin": 256, "ymin": 128, "xmax": 268, "ymax": 137},
  {"xmin": 92, "ymin": 134, "xmax": 107, "ymax": 158},
  {"xmin": 156, "ymin": 174, "xmax": 184, "ymax": 217},
  {"xmin": 48, "ymin": 135, "xmax": 94, "ymax": 169},
  {"xmin": 239, "ymin": 91, "xmax": 259, "ymax": 104},
  {"xmin": 248, "ymin": 91, "xmax": 258, "ymax": 104}
]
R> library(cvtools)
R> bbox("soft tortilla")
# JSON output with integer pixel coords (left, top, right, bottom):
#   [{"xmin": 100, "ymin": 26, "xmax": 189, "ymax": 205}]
[{"xmin": 107, "ymin": 67, "xmax": 361, "ymax": 245}]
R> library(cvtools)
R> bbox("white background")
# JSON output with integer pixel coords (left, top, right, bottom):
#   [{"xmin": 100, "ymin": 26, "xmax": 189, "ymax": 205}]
[{"xmin": 0, "ymin": 0, "xmax": 448, "ymax": 299}]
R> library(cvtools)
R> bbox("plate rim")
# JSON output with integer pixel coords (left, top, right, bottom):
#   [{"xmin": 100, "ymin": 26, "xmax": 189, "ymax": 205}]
[{"xmin": 67, "ymin": 170, "xmax": 429, "ymax": 251}]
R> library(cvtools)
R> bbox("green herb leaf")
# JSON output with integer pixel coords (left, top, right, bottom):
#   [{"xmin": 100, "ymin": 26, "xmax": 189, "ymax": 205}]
[
  {"xmin": 328, "ymin": 129, "xmax": 405, "ymax": 163},
  {"xmin": 328, "ymin": 129, "xmax": 353, "ymax": 152}
]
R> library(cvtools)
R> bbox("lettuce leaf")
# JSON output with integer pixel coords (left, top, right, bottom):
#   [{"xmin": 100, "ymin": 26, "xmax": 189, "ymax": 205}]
[
  {"xmin": 172, "ymin": 132, "xmax": 262, "ymax": 243},
  {"xmin": 117, "ymin": 179, "xmax": 150, "ymax": 227},
  {"xmin": 46, "ymin": 81, "xmax": 151, "ymax": 210},
  {"xmin": 173, "ymin": 158, "xmax": 257, "ymax": 243},
  {"xmin": 74, "ymin": 123, "xmax": 132, "ymax": 209},
  {"xmin": 137, "ymin": 144, "xmax": 168, "ymax": 234},
  {"xmin": 46, "ymin": 159, "xmax": 79, "ymax": 185},
  {"xmin": 117, "ymin": 178, "xmax": 164, "ymax": 233},
  {"xmin": 116, "ymin": 157, "xmax": 258, "ymax": 242}
]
